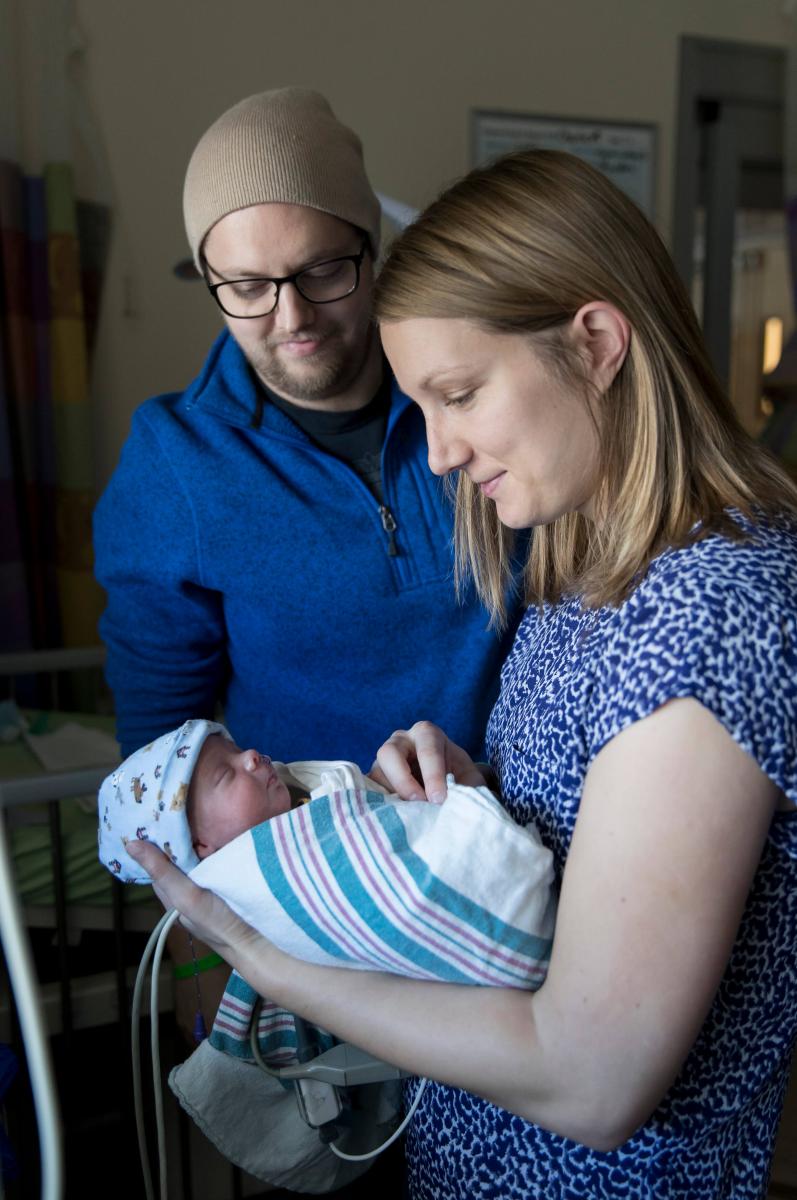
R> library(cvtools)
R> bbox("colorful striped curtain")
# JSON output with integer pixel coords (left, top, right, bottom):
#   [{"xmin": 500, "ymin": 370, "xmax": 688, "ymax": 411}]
[{"xmin": 0, "ymin": 159, "xmax": 108, "ymax": 652}]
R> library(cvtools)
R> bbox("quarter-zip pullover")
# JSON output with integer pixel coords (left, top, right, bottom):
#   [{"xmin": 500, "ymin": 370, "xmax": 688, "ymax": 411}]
[{"xmin": 94, "ymin": 332, "xmax": 514, "ymax": 765}]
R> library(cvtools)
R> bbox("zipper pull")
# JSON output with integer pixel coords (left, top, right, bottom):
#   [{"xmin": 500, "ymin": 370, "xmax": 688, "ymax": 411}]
[{"xmin": 379, "ymin": 505, "xmax": 399, "ymax": 557}]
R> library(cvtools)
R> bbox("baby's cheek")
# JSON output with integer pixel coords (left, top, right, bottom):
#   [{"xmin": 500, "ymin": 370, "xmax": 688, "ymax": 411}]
[{"xmin": 271, "ymin": 781, "xmax": 292, "ymax": 817}]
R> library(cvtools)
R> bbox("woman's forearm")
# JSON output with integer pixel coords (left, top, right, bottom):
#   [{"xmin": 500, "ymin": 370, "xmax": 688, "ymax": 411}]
[
  {"xmin": 131, "ymin": 700, "xmax": 777, "ymax": 1152},
  {"xmin": 233, "ymin": 702, "xmax": 779, "ymax": 1150},
  {"xmin": 232, "ymin": 934, "xmax": 623, "ymax": 1149}
]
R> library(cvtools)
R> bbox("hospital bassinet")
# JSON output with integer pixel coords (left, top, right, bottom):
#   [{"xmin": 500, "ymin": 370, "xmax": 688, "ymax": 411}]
[{"xmin": 0, "ymin": 650, "xmax": 269, "ymax": 1200}]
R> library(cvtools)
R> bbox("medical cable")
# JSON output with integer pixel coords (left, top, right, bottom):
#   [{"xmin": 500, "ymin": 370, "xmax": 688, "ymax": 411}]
[
  {"xmin": 151, "ymin": 911, "xmax": 179, "ymax": 1200},
  {"xmin": 0, "ymin": 813, "xmax": 63, "ymax": 1200},
  {"xmin": 248, "ymin": 1005, "xmax": 427, "ymax": 1160},
  {"xmin": 131, "ymin": 907, "xmax": 180, "ymax": 1200},
  {"xmin": 328, "ymin": 1078, "xmax": 428, "ymax": 1162}
]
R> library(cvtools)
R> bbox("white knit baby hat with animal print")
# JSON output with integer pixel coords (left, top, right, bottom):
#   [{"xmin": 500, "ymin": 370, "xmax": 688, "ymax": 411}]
[{"xmin": 97, "ymin": 719, "xmax": 231, "ymax": 884}]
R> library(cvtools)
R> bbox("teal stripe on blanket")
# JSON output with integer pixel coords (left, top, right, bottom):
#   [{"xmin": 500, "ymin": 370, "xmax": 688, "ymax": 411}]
[
  {"xmin": 369, "ymin": 794, "xmax": 552, "ymax": 974},
  {"xmin": 210, "ymin": 973, "xmax": 261, "ymax": 1059},
  {"xmin": 252, "ymin": 790, "xmax": 550, "ymax": 986},
  {"xmin": 209, "ymin": 971, "xmax": 335, "ymax": 1063}
]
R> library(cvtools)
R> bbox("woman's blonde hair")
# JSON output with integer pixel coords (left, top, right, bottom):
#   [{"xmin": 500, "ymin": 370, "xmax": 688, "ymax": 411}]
[{"xmin": 375, "ymin": 150, "xmax": 797, "ymax": 624}]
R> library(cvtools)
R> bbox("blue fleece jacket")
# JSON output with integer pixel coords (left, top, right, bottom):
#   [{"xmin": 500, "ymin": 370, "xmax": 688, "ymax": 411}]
[{"xmin": 94, "ymin": 332, "xmax": 514, "ymax": 765}]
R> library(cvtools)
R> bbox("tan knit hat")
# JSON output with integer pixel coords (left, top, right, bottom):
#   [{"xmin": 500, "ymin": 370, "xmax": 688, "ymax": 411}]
[{"xmin": 183, "ymin": 87, "xmax": 381, "ymax": 269}]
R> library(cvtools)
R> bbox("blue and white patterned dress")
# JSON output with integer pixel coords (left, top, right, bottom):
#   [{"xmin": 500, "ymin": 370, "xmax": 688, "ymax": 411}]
[{"xmin": 406, "ymin": 515, "xmax": 797, "ymax": 1199}]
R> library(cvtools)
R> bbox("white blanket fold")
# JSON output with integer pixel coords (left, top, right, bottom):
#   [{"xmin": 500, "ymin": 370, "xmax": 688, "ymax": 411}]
[{"xmin": 191, "ymin": 771, "xmax": 556, "ymax": 990}]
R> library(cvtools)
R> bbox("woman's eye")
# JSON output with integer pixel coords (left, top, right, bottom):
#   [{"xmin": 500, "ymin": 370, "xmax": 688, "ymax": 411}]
[{"xmin": 444, "ymin": 391, "xmax": 475, "ymax": 408}]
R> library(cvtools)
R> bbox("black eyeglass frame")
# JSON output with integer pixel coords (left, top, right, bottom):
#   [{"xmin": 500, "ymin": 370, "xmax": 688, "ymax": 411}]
[{"xmin": 203, "ymin": 238, "xmax": 369, "ymax": 319}]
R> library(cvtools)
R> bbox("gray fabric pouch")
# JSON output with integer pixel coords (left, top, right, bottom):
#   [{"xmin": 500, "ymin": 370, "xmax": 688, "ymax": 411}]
[{"xmin": 169, "ymin": 1038, "xmax": 403, "ymax": 1193}]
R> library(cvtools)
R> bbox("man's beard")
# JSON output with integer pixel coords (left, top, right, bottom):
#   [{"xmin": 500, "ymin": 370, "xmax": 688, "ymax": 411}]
[{"xmin": 245, "ymin": 321, "xmax": 375, "ymax": 405}]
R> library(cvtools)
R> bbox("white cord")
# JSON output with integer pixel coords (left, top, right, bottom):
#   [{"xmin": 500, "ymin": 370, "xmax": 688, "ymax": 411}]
[
  {"xmin": 131, "ymin": 908, "xmax": 179, "ymax": 1200},
  {"xmin": 0, "ymin": 813, "xmax": 63, "ymax": 1200},
  {"xmin": 140, "ymin": 917, "xmax": 426, "ymax": 1185},
  {"xmin": 328, "ymin": 1077, "xmax": 428, "ymax": 1162},
  {"xmin": 150, "ymin": 914, "xmax": 177, "ymax": 1200},
  {"xmin": 248, "ymin": 1004, "xmax": 427, "ymax": 1163},
  {"xmin": 248, "ymin": 1004, "xmax": 288, "ymax": 1077}
]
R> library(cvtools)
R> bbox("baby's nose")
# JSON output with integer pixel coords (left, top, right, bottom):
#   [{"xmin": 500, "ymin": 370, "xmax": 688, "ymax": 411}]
[{"xmin": 243, "ymin": 750, "xmax": 271, "ymax": 772}]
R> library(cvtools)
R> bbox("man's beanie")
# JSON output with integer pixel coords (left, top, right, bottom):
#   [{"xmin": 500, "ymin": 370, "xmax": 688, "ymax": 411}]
[
  {"xmin": 97, "ymin": 719, "xmax": 232, "ymax": 884},
  {"xmin": 183, "ymin": 87, "xmax": 382, "ymax": 269}
]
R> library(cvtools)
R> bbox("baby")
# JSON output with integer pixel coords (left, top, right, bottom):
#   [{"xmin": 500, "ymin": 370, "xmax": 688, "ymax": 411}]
[
  {"xmin": 99, "ymin": 719, "xmax": 558, "ymax": 1114},
  {"xmin": 98, "ymin": 719, "xmax": 393, "ymax": 882},
  {"xmin": 98, "ymin": 719, "xmax": 557, "ymax": 1012},
  {"xmin": 187, "ymin": 736, "xmax": 294, "ymax": 859}
]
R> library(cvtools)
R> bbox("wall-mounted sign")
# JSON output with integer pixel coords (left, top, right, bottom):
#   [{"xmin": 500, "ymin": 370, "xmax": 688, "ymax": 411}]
[{"xmin": 472, "ymin": 110, "xmax": 658, "ymax": 219}]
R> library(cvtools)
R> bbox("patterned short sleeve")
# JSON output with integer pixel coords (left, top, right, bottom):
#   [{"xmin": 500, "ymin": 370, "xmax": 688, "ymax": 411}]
[
  {"xmin": 586, "ymin": 531, "xmax": 797, "ymax": 805},
  {"xmin": 419, "ymin": 519, "xmax": 797, "ymax": 1200}
]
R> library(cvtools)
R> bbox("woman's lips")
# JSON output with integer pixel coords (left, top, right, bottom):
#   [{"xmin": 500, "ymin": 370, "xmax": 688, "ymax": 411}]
[{"xmin": 478, "ymin": 473, "xmax": 505, "ymax": 498}]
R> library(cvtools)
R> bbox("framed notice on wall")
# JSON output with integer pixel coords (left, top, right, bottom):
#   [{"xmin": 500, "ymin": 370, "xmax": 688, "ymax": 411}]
[{"xmin": 472, "ymin": 111, "xmax": 657, "ymax": 219}]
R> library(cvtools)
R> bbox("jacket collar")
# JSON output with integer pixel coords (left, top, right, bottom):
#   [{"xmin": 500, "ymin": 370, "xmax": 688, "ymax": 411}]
[{"xmin": 184, "ymin": 330, "xmax": 412, "ymax": 435}]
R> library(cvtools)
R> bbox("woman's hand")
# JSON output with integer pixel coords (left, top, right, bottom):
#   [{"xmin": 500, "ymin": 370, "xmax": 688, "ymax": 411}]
[
  {"xmin": 369, "ymin": 720, "xmax": 490, "ymax": 802},
  {"xmin": 127, "ymin": 840, "xmax": 260, "ymax": 960}
]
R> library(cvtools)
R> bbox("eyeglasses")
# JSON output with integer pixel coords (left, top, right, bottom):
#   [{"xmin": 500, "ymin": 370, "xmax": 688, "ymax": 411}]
[{"xmin": 204, "ymin": 240, "xmax": 368, "ymax": 319}]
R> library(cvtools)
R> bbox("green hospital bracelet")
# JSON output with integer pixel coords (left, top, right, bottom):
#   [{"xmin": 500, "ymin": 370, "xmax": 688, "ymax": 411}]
[{"xmin": 172, "ymin": 952, "xmax": 225, "ymax": 980}]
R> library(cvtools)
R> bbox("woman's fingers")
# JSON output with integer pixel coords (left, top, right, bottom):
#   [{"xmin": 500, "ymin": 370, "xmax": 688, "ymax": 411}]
[
  {"xmin": 372, "ymin": 730, "xmax": 429, "ymax": 800},
  {"xmin": 127, "ymin": 840, "xmax": 251, "ymax": 953},
  {"xmin": 128, "ymin": 840, "xmax": 195, "ymax": 906},
  {"xmin": 366, "ymin": 761, "xmax": 394, "ymax": 792},
  {"xmin": 372, "ymin": 722, "xmax": 452, "ymax": 802},
  {"xmin": 408, "ymin": 721, "xmax": 452, "ymax": 803}
]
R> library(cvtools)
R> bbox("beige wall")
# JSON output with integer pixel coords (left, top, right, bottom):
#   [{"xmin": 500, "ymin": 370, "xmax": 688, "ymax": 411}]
[{"xmin": 71, "ymin": 0, "xmax": 796, "ymax": 483}]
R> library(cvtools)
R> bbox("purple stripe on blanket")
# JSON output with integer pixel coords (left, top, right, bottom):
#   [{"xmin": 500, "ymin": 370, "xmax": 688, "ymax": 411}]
[
  {"xmin": 264, "ymin": 1050, "xmax": 303, "ymax": 1066},
  {"xmin": 276, "ymin": 803, "xmax": 418, "ymax": 975},
  {"xmin": 352, "ymin": 793, "xmax": 547, "ymax": 981},
  {"xmin": 333, "ymin": 791, "xmax": 538, "ymax": 985},
  {"xmin": 258, "ymin": 1015, "xmax": 296, "ymax": 1034},
  {"xmin": 333, "ymin": 792, "xmax": 503, "ymax": 984},
  {"xmin": 213, "ymin": 1011, "xmax": 295, "ymax": 1039},
  {"xmin": 214, "ymin": 1018, "xmax": 254, "ymax": 1038},
  {"xmin": 219, "ymin": 996, "xmax": 252, "ymax": 1018}
]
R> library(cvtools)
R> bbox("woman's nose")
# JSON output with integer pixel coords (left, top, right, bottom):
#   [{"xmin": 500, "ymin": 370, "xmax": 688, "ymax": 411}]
[{"xmin": 426, "ymin": 421, "xmax": 471, "ymax": 477}]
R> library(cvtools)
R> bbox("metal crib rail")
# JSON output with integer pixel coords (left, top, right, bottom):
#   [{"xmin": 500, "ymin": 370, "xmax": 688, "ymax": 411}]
[
  {"xmin": 0, "ymin": 764, "xmax": 117, "ymax": 1200},
  {"xmin": 0, "ymin": 811, "xmax": 62, "ymax": 1200}
]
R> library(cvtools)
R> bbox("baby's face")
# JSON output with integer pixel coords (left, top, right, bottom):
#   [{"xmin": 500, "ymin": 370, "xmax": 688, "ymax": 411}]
[{"xmin": 189, "ymin": 734, "xmax": 292, "ymax": 859}]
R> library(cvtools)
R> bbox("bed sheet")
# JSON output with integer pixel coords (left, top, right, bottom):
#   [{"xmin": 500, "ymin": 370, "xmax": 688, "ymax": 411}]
[{"xmin": 0, "ymin": 711, "xmax": 152, "ymax": 908}]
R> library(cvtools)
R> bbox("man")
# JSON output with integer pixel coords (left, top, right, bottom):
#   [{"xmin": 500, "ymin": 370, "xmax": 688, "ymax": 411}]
[{"xmin": 94, "ymin": 87, "xmax": 513, "ymax": 770}]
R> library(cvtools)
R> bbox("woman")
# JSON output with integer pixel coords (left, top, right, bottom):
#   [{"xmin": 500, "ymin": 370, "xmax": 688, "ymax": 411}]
[{"xmin": 131, "ymin": 150, "xmax": 797, "ymax": 1199}]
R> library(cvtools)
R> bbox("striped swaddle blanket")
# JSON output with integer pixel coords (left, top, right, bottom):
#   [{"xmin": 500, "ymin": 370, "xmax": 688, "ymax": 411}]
[{"xmin": 188, "ymin": 767, "xmax": 557, "ymax": 1065}]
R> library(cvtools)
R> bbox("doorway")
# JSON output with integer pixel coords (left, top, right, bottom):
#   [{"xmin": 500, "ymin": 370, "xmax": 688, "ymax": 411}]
[{"xmin": 673, "ymin": 36, "xmax": 792, "ymax": 434}]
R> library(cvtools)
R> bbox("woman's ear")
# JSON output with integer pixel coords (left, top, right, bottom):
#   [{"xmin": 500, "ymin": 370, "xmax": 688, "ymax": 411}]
[{"xmin": 570, "ymin": 302, "xmax": 630, "ymax": 392}]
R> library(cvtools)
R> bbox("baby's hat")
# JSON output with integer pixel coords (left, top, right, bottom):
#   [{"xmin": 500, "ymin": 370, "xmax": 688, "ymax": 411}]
[{"xmin": 98, "ymin": 719, "xmax": 231, "ymax": 884}]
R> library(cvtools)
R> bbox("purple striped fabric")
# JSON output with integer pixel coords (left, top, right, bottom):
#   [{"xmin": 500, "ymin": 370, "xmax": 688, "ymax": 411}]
[{"xmin": 202, "ymin": 780, "xmax": 555, "ymax": 1066}]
